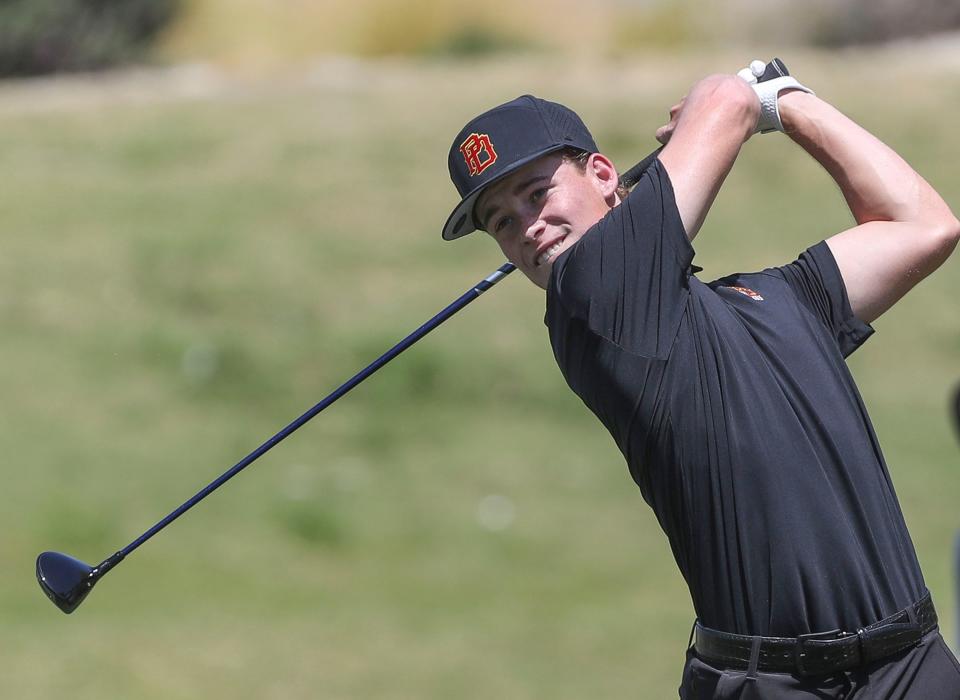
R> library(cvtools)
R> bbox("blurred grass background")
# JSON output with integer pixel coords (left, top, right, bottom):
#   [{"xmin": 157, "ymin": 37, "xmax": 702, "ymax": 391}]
[{"xmin": 1, "ymin": 2, "xmax": 959, "ymax": 698}]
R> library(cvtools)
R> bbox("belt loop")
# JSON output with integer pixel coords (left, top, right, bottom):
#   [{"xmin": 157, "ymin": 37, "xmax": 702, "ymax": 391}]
[
  {"xmin": 746, "ymin": 635, "xmax": 762, "ymax": 679},
  {"xmin": 687, "ymin": 619, "xmax": 698, "ymax": 651},
  {"xmin": 905, "ymin": 602, "xmax": 918, "ymax": 625}
]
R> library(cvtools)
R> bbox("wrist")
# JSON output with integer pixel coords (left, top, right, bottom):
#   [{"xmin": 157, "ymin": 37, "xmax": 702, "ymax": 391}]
[
  {"xmin": 777, "ymin": 89, "xmax": 817, "ymax": 133},
  {"xmin": 738, "ymin": 69, "xmax": 813, "ymax": 134}
]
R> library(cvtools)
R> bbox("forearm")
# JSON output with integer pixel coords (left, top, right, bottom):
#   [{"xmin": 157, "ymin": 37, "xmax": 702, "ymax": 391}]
[
  {"xmin": 778, "ymin": 91, "xmax": 954, "ymax": 228},
  {"xmin": 658, "ymin": 75, "xmax": 759, "ymax": 240},
  {"xmin": 778, "ymin": 90, "xmax": 959, "ymax": 322}
]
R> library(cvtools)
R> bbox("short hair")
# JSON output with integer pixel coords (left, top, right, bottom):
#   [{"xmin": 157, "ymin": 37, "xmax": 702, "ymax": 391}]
[{"xmin": 559, "ymin": 147, "xmax": 630, "ymax": 200}]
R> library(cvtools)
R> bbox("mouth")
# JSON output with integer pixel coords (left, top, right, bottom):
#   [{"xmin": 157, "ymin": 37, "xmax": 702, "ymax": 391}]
[{"xmin": 535, "ymin": 238, "xmax": 565, "ymax": 267}]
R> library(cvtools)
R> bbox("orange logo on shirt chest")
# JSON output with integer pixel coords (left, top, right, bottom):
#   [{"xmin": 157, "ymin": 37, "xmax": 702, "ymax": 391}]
[{"xmin": 728, "ymin": 286, "xmax": 764, "ymax": 301}]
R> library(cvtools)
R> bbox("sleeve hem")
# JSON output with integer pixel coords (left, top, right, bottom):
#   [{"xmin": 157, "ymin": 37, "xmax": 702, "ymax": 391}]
[
  {"xmin": 809, "ymin": 241, "xmax": 876, "ymax": 356},
  {"xmin": 653, "ymin": 158, "xmax": 697, "ymax": 275}
]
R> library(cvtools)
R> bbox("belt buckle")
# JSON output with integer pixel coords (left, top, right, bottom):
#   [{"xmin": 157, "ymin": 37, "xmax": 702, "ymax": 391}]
[{"xmin": 794, "ymin": 628, "xmax": 850, "ymax": 676}]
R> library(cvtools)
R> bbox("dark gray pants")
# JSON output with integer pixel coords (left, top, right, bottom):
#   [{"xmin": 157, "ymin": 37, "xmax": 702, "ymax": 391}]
[{"xmin": 680, "ymin": 629, "xmax": 960, "ymax": 699}]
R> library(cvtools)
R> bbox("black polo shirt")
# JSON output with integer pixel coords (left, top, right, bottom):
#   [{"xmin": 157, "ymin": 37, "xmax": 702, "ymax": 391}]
[{"xmin": 545, "ymin": 159, "xmax": 926, "ymax": 636}]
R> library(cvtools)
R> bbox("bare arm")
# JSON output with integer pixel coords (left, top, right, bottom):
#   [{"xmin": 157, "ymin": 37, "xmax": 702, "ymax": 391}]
[
  {"xmin": 778, "ymin": 91, "xmax": 960, "ymax": 324},
  {"xmin": 656, "ymin": 75, "xmax": 759, "ymax": 241}
]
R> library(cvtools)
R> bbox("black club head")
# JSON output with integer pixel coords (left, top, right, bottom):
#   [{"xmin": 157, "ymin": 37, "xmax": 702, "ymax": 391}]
[{"xmin": 36, "ymin": 551, "xmax": 98, "ymax": 614}]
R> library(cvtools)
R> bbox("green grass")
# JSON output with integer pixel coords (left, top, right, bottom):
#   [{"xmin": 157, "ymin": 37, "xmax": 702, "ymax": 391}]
[{"xmin": 2, "ymin": 50, "xmax": 959, "ymax": 698}]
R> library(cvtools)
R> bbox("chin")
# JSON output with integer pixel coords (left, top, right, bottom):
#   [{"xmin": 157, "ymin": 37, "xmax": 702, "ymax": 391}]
[{"xmin": 525, "ymin": 264, "xmax": 553, "ymax": 290}]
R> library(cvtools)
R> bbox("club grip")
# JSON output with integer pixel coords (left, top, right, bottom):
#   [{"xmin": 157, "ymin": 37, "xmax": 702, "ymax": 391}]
[{"xmin": 760, "ymin": 57, "xmax": 790, "ymax": 82}]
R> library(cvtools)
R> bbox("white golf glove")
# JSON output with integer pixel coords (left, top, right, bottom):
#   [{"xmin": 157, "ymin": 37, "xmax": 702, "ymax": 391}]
[{"xmin": 737, "ymin": 59, "xmax": 814, "ymax": 134}]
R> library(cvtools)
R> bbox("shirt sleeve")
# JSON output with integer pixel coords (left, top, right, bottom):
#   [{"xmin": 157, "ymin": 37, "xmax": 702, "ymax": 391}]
[
  {"xmin": 773, "ymin": 241, "xmax": 874, "ymax": 358},
  {"xmin": 548, "ymin": 159, "xmax": 694, "ymax": 359}
]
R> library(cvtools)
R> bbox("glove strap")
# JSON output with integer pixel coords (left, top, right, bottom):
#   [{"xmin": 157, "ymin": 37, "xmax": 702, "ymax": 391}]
[{"xmin": 752, "ymin": 76, "xmax": 813, "ymax": 134}]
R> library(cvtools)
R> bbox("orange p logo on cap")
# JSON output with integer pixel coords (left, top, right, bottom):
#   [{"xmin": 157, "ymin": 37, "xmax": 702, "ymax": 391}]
[{"xmin": 459, "ymin": 133, "xmax": 498, "ymax": 176}]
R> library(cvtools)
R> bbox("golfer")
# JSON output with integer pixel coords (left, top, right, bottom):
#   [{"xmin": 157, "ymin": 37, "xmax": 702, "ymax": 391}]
[{"xmin": 441, "ymin": 62, "xmax": 960, "ymax": 698}]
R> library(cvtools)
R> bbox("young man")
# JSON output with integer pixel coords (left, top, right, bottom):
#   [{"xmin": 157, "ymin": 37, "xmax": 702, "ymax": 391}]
[{"xmin": 441, "ymin": 62, "xmax": 960, "ymax": 697}]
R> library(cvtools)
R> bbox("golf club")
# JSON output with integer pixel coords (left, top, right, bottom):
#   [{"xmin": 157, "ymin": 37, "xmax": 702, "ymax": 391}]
[
  {"xmin": 38, "ymin": 55, "xmax": 784, "ymax": 611},
  {"xmin": 37, "ymin": 142, "xmax": 660, "ymax": 614},
  {"xmin": 36, "ymin": 261, "xmax": 517, "ymax": 613},
  {"xmin": 36, "ymin": 147, "xmax": 665, "ymax": 614}
]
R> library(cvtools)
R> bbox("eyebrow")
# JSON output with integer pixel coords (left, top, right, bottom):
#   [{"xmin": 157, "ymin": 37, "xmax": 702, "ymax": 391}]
[{"xmin": 479, "ymin": 174, "xmax": 551, "ymax": 231}]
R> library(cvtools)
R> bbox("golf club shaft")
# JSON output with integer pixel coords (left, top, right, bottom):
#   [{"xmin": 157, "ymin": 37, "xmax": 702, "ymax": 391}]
[
  {"xmin": 620, "ymin": 146, "xmax": 663, "ymax": 189},
  {"xmin": 117, "ymin": 262, "xmax": 517, "ymax": 560},
  {"xmin": 102, "ymin": 148, "xmax": 665, "ymax": 569},
  {"xmin": 117, "ymin": 150, "xmax": 664, "ymax": 561}
]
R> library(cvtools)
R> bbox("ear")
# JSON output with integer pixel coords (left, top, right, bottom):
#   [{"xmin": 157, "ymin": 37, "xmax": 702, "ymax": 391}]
[{"xmin": 587, "ymin": 153, "xmax": 621, "ymax": 205}]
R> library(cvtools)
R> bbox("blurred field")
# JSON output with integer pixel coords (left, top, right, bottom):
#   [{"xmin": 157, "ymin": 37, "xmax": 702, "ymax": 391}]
[{"xmin": 1, "ymin": 47, "xmax": 959, "ymax": 698}]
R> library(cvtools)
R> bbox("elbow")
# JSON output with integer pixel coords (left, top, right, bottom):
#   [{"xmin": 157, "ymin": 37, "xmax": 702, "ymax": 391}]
[
  {"xmin": 936, "ymin": 213, "xmax": 960, "ymax": 259},
  {"xmin": 919, "ymin": 212, "xmax": 960, "ymax": 272},
  {"xmin": 944, "ymin": 211, "xmax": 960, "ymax": 244}
]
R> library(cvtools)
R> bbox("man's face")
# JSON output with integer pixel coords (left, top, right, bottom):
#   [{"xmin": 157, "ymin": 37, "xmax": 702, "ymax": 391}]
[{"xmin": 475, "ymin": 152, "xmax": 620, "ymax": 289}]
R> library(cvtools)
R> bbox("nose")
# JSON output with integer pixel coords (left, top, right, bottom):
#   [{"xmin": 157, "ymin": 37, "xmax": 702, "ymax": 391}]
[{"xmin": 522, "ymin": 216, "xmax": 546, "ymax": 244}]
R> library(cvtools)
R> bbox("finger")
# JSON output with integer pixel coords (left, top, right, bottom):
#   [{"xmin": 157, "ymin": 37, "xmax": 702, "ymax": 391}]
[{"xmin": 737, "ymin": 67, "xmax": 757, "ymax": 84}]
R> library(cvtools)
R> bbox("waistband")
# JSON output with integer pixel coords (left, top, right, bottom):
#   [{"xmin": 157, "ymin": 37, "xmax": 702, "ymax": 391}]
[{"xmin": 693, "ymin": 591, "xmax": 938, "ymax": 677}]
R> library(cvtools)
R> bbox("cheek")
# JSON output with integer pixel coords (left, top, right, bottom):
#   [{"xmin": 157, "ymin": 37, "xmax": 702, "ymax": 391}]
[
  {"xmin": 569, "ymin": 193, "xmax": 609, "ymax": 232},
  {"xmin": 555, "ymin": 192, "xmax": 590, "ymax": 223},
  {"xmin": 494, "ymin": 237, "xmax": 520, "ymax": 263}
]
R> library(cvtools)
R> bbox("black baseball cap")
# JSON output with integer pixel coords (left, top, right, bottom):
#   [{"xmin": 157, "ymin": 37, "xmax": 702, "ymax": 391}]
[{"xmin": 442, "ymin": 95, "xmax": 599, "ymax": 241}]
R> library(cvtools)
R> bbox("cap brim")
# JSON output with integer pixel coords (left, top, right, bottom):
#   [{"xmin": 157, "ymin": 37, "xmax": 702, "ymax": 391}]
[{"xmin": 441, "ymin": 144, "xmax": 567, "ymax": 241}]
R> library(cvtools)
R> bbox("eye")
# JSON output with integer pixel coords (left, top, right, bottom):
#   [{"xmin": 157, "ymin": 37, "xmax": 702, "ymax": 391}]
[
  {"xmin": 493, "ymin": 216, "xmax": 513, "ymax": 234},
  {"xmin": 530, "ymin": 187, "xmax": 548, "ymax": 203}
]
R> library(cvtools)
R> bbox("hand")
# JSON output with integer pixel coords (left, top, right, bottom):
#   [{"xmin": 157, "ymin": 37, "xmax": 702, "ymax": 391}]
[
  {"xmin": 655, "ymin": 97, "xmax": 686, "ymax": 145},
  {"xmin": 736, "ymin": 58, "xmax": 814, "ymax": 133},
  {"xmin": 736, "ymin": 60, "xmax": 767, "ymax": 85}
]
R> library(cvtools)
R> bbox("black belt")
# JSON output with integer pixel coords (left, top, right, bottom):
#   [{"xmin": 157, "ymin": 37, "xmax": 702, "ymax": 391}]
[{"xmin": 693, "ymin": 592, "xmax": 938, "ymax": 677}]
